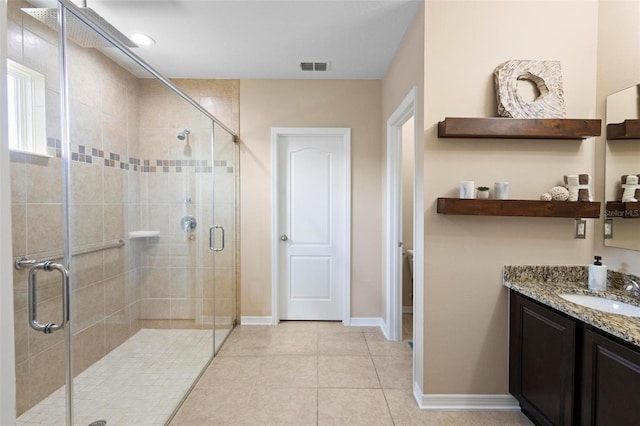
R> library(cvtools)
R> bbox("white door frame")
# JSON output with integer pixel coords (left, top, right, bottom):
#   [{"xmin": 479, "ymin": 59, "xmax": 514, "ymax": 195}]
[
  {"xmin": 271, "ymin": 127, "xmax": 351, "ymax": 325},
  {"xmin": 385, "ymin": 88, "xmax": 419, "ymax": 341}
]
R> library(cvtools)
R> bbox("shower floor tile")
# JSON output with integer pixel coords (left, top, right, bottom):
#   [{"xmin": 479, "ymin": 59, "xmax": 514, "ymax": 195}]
[{"xmin": 17, "ymin": 328, "xmax": 229, "ymax": 426}]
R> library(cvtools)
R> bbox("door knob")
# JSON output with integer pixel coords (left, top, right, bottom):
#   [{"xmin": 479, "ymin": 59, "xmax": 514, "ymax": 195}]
[{"xmin": 280, "ymin": 235, "xmax": 288, "ymax": 241}]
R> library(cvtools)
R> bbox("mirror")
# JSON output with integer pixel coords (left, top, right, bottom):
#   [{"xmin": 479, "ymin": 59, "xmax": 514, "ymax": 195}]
[{"xmin": 605, "ymin": 85, "xmax": 640, "ymax": 250}]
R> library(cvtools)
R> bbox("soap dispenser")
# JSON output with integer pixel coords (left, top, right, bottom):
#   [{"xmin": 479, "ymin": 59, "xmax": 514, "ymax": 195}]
[{"xmin": 588, "ymin": 256, "xmax": 607, "ymax": 291}]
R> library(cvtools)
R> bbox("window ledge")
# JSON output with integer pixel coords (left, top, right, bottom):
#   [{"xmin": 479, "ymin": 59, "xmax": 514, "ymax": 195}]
[{"xmin": 9, "ymin": 148, "xmax": 53, "ymax": 159}]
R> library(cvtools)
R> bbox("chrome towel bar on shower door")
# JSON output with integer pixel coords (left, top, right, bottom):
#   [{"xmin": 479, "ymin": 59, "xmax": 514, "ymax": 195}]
[{"xmin": 14, "ymin": 239, "xmax": 125, "ymax": 270}]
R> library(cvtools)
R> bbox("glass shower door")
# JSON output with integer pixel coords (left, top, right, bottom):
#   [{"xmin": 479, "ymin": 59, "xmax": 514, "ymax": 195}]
[{"xmin": 212, "ymin": 122, "xmax": 238, "ymax": 351}]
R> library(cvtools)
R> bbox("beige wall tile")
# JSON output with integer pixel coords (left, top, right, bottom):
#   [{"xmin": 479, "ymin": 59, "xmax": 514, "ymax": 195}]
[
  {"xmin": 71, "ymin": 161, "xmax": 103, "ymax": 205},
  {"xmin": 104, "ymin": 274, "xmax": 127, "ymax": 316},
  {"xmin": 11, "ymin": 203, "xmax": 26, "ymax": 256},
  {"xmin": 73, "ymin": 282, "xmax": 105, "ymax": 332},
  {"xmin": 28, "ymin": 341, "xmax": 65, "ymax": 408},
  {"xmin": 26, "ymin": 203, "xmax": 63, "ymax": 254},
  {"xmin": 72, "ymin": 323, "xmax": 106, "ymax": 375},
  {"xmin": 26, "ymin": 157, "xmax": 62, "ymax": 204},
  {"xmin": 105, "ymin": 308, "xmax": 130, "ymax": 353},
  {"xmin": 70, "ymin": 204, "xmax": 103, "ymax": 248},
  {"xmin": 10, "ymin": 155, "xmax": 26, "ymax": 204}
]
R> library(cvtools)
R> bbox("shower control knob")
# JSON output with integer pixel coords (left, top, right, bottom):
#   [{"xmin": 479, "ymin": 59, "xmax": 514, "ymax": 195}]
[{"xmin": 280, "ymin": 235, "xmax": 288, "ymax": 241}]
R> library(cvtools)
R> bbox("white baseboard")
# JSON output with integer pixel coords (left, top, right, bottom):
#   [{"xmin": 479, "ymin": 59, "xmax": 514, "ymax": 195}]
[
  {"xmin": 402, "ymin": 306, "xmax": 413, "ymax": 314},
  {"xmin": 240, "ymin": 316, "xmax": 273, "ymax": 325},
  {"xmin": 413, "ymin": 384, "xmax": 519, "ymax": 410},
  {"xmin": 349, "ymin": 317, "xmax": 383, "ymax": 327}
]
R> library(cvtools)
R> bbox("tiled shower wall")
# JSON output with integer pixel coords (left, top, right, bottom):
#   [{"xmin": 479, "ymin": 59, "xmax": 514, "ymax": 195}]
[
  {"xmin": 8, "ymin": 0, "xmax": 239, "ymax": 416},
  {"xmin": 135, "ymin": 79, "xmax": 239, "ymax": 330}
]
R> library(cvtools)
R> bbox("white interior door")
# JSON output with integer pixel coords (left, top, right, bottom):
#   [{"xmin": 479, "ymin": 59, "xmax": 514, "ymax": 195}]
[{"xmin": 273, "ymin": 128, "xmax": 350, "ymax": 321}]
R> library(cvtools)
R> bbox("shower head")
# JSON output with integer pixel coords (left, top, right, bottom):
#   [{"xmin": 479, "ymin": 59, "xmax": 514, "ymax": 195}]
[
  {"xmin": 21, "ymin": 5, "xmax": 137, "ymax": 49},
  {"xmin": 177, "ymin": 129, "xmax": 191, "ymax": 141}
]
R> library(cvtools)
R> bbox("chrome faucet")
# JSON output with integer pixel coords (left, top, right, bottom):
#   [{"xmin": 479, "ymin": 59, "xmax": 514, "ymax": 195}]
[{"xmin": 623, "ymin": 280, "xmax": 640, "ymax": 298}]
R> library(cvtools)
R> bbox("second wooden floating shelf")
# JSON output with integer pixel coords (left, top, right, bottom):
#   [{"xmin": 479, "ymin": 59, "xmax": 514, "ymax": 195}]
[
  {"xmin": 437, "ymin": 198, "xmax": 601, "ymax": 218},
  {"xmin": 438, "ymin": 117, "xmax": 602, "ymax": 139}
]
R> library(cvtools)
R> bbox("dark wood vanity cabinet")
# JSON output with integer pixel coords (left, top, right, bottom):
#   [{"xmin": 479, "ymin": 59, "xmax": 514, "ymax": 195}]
[
  {"xmin": 509, "ymin": 291, "xmax": 577, "ymax": 425},
  {"xmin": 510, "ymin": 291, "xmax": 640, "ymax": 426},
  {"xmin": 581, "ymin": 328, "xmax": 640, "ymax": 426}
]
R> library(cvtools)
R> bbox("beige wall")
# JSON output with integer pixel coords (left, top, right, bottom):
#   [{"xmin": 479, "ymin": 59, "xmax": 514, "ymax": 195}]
[
  {"xmin": 381, "ymin": 3, "xmax": 425, "ymax": 324},
  {"xmin": 401, "ymin": 118, "xmax": 415, "ymax": 308},
  {"xmin": 239, "ymin": 79, "xmax": 382, "ymax": 318},
  {"xmin": 596, "ymin": 0, "xmax": 640, "ymax": 274},
  {"xmin": 423, "ymin": 0, "xmax": 598, "ymax": 394}
]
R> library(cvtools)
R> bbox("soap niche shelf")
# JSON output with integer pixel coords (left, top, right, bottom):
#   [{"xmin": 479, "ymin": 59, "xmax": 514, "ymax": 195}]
[
  {"xmin": 437, "ymin": 198, "xmax": 601, "ymax": 218},
  {"xmin": 605, "ymin": 202, "xmax": 640, "ymax": 219},
  {"xmin": 438, "ymin": 117, "xmax": 602, "ymax": 139}
]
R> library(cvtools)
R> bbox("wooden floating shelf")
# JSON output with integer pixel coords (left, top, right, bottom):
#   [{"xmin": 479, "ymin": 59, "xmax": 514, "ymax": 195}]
[
  {"xmin": 438, "ymin": 117, "xmax": 602, "ymax": 139},
  {"xmin": 605, "ymin": 202, "xmax": 640, "ymax": 219},
  {"xmin": 607, "ymin": 120, "xmax": 640, "ymax": 140},
  {"xmin": 437, "ymin": 198, "xmax": 601, "ymax": 218}
]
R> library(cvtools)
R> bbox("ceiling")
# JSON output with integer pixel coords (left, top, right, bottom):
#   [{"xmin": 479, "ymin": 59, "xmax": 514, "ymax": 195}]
[{"xmin": 29, "ymin": 0, "xmax": 422, "ymax": 79}]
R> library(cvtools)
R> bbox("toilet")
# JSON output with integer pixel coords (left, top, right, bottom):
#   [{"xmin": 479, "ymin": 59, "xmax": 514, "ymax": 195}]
[{"xmin": 406, "ymin": 249, "xmax": 414, "ymax": 280}]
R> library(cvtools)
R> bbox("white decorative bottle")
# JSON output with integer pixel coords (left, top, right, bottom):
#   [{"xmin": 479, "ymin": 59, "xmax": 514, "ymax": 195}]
[{"xmin": 588, "ymin": 256, "xmax": 607, "ymax": 291}]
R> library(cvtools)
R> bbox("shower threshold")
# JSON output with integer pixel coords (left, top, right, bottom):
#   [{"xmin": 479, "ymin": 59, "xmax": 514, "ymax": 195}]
[{"xmin": 17, "ymin": 328, "xmax": 229, "ymax": 426}]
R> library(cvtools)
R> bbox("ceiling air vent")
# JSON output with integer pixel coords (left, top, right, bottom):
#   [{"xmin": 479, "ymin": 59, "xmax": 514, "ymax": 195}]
[
  {"xmin": 300, "ymin": 62, "xmax": 330, "ymax": 72},
  {"xmin": 300, "ymin": 62, "xmax": 314, "ymax": 71}
]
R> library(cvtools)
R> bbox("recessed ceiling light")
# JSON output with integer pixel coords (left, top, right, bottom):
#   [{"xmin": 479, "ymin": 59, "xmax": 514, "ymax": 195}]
[{"xmin": 130, "ymin": 33, "xmax": 155, "ymax": 46}]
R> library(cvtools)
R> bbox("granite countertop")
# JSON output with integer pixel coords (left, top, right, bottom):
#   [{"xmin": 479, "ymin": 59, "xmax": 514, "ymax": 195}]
[{"xmin": 504, "ymin": 265, "xmax": 640, "ymax": 347}]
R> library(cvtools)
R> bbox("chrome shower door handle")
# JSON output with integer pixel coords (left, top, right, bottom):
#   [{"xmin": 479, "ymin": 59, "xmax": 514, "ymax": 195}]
[
  {"xmin": 209, "ymin": 225, "xmax": 225, "ymax": 252},
  {"xmin": 28, "ymin": 261, "xmax": 70, "ymax": 334}
]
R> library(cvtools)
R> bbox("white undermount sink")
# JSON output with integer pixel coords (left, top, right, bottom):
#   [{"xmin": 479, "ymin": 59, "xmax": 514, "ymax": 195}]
[{"xmin": 559, "ymin": 294, "xmax": 640, "ymax": 317}]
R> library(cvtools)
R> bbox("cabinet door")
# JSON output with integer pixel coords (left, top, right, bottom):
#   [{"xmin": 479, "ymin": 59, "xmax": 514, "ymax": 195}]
[
  {"xmin": 581, "ymin": 328, "xmax": 640, "ymax": 426},
  {"xmin": 510, "ymin": 291, "xmax": 576, "ymax": 425}
]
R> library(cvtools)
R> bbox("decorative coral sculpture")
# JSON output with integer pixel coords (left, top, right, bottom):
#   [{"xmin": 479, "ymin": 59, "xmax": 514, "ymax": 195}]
[{"xmin": 549, "ymin": 186, "xmax": 569, "ymax": 201}]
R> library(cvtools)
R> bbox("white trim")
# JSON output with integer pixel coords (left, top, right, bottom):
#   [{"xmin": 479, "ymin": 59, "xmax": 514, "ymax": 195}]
[
  {"xmin": 349, "ymin": 317, "xmax": 385, "ymax": 335},
  {"xmin": 415, "ymin": 392, "xmax": 520, "ymax": 411},
  {"xmin": 240, "ymin": 316, "xmax": 274, "ymax": 326},
  {"xmin": 271, "ymin": 127, "xmax": 351, "ymax": 325},
  {"xmin": 385, "ymin": 87, "xmax": 417, "ymax": 342},
  {"xmin": 0, "ymin": 1, "xmax": 17, "ymax": 421},
  {"xmin": 349, "ymin": 317, "xmax": 384, "ymax": 327}
]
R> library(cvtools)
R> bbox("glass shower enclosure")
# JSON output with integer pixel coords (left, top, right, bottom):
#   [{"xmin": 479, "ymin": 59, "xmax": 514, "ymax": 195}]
[{"xmin": 8, "ymin": 0, "xmax": 238, "ymax": 424}]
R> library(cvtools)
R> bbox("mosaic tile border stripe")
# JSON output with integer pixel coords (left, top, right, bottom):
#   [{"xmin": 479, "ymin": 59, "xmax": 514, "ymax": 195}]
[{"xmin": 46, "ymin": 138, "xmax": 233, "ymax": 173}]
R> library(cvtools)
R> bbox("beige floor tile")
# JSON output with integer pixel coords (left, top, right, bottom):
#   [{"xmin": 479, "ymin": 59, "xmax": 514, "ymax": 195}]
[
  {"xmin": 365, "ymin": 331, "xmax": 413, "ymax": 356},
  {"xmin": 372, "ymin": 355, "xmax": 413, "ymax": 390},
  {"xmin": 217, "ymin": 327, "xmax": 272, "ymax": 356},
  {"xmin": 257, "ymin": 355, "xmax": 318, "ymax": 388},
  {"xmin": 384, "ymin": 388, "xmax": 439, "ymax": 425},
  {"xmin": 318, "ymin": 388, "xmax": 393, "ymax": 426},
  {"xmin": 318, "ymin": 331, "xmax": 369, "ymax": 355},
  {"xmin": 433, "ymin": 410, "xmax": 534, "ymax": 426},
  {"xmin": 169, "ymin": 385, "xmax": 251, "ymax": 425},
  {"xmin": 383, "ymin": 389, "xmax": 534, "ymax": 426},
  {"xmin": 318, "ymin": 355, "xmax": 380, "ymax": 388},
  {"xmin": 196, "ymin": 356, "xmax": 263, "ymax": 389},
  {"xmin": 267, "ymin": 328, "xmax": 319, "ymax": 355},
  {"xmin": 316, "ymin": 321, "xmax": 380, "ymax": 334},
  {"xmin": 246, "ymin": 387, "xmax": 317, "ymax": 425}
]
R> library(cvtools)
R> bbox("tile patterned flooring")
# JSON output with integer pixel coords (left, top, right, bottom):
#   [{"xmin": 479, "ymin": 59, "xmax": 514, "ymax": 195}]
[
  {"xmin": 17, "ymin": 328, "xmax": 228, "ymax": 426},
  {"xmin": 170, "ymin": 321, "xmax": 533, "ymax": 425}
]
